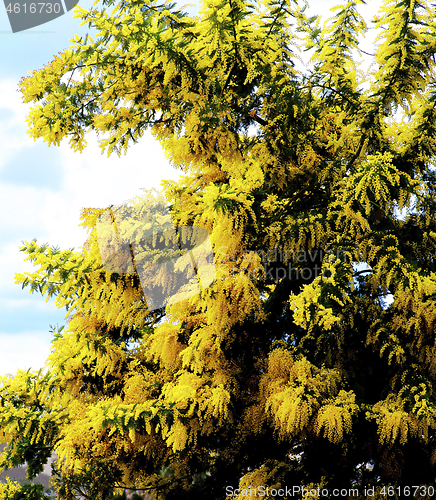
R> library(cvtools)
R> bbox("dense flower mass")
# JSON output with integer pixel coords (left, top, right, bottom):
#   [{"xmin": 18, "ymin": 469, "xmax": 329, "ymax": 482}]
[{"xmin": 2, "ymin": 0, "xmax": 436, "ymax": 497}]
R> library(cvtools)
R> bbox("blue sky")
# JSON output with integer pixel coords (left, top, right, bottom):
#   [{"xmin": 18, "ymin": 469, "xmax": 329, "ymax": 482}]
[{"xmin": 0, "ymin": 0, "xmax": 382, "ymax": 376}]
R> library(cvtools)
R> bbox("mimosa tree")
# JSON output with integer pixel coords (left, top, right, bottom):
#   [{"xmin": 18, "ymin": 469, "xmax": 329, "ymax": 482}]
[{"xmin": 2, "ymin": 0, "xmax": 436, "ymax": 498}]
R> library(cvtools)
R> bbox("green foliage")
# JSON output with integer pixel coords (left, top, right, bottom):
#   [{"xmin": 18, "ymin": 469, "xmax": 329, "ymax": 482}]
[{"xmin": 2, "ymin": 0, "xmax": 436, "ymax": 498}]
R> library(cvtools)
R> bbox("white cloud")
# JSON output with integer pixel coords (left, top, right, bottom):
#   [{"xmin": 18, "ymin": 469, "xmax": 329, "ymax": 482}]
[
  {"xmin": 0, "ymin": 79, "xmax": 28, "ymax": 117},
  {"xmin": 60, "ymin": 69, "xmax": 85, "ymax": 86},
  {"xmin": 0, "ymin": 75, "xmax": 182, "ymax": 377},
  {"xmin": 0, "ymin": 241, "xmax": 43, "ymax": 293},
  {"xmin": 0, "ymin": 332, "xmax": 54, "ymax": 377},
  {"xmin": 58, "ymin": 130, "xmax": 181, "ymax": 213},
  {"xmin": 0, "ymin": 79, "xmax": 34, "ymax": 168}
]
